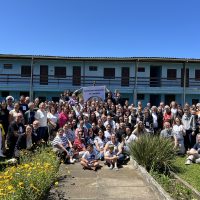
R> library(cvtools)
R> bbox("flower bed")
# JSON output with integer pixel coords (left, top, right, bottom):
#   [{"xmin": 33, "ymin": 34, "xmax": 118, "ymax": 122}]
[{"xmin": 0, "ymin": 147, "xmax": 60, "ymax": 200}]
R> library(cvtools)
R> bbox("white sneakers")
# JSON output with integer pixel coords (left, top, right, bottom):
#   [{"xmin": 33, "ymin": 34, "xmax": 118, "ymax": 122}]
[
  {"xmin": 185, "ymin": 159, "xmax": 192, "ymax": 165},
  {"xmin": 69, "ymin": 158, "xmax": 76, "ymax": 164},
  {"xmin": 109, "ymin": 164, "xmax": 113, "ymax": 170},
  {"xmin": 195, "ymin": 158, "xmax": 200, "ymax": 164}
]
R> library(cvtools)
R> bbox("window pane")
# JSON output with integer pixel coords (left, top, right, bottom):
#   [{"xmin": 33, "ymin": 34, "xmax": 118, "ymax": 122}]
[
  {"xmin": 4, "ymin": 64, "xmax": 13, "ymax": 69},
  {"xmin": 195, "ymin": 70, "xmax": 200, "ymax": 80},
  {"xmin": 138, "ymin": 67, "xmax": 145, "ymax": 72},
  {"xmin": 167, "ymin": 69, "xmax": 176, "ymax": 80},
  {"xmin": 21, "ymin": 65, "xmax": 31, "ymax": 77},
  {"xmin": 55, "ymin": 67, "xmax": 66, "ymax": 78},
  {"xmin": 104, "ymin": 68, "xmax": 115, "ymax": 79}
]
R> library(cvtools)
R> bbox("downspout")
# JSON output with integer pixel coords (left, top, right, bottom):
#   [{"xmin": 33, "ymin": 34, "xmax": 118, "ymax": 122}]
[
  {"xmin": 183, "ymin": 61, "xmax": 187, "ymax": 106},
  {"xmin": 134, "ymin": 59, "xmax": 139, "ymax": 105},
  {"xmin": 29, "ymin": 56, "xmax": 34, "ymax": 101}
]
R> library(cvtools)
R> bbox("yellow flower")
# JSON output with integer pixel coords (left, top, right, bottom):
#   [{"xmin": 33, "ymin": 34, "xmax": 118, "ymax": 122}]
[
  {"xmin": 7, "ymin": 185, "xmax": 14, "ymax": 190},
  {"xmin": 54, "ymin": 181, "xmax": 58, "ymax": 186},
  {"xmin": 18, "ymin": 182, "xmax": 24, "ymax": 186}
]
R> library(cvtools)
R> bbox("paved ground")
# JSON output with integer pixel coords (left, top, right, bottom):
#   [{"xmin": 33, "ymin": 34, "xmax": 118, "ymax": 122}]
[{"xmin": 47, "ymin": 161, "xmax": 160, "ymax": 200}]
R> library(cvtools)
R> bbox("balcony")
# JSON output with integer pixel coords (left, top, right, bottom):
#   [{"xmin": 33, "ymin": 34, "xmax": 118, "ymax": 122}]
[{"xmin": 0, "ymin": 74, "xmax": 199, "ymax": 93}]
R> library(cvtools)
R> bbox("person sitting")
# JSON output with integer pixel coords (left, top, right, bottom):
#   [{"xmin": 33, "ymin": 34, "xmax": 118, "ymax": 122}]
[
  {"xmin": 104, "ymin": 144, "xmax": 119, "ymax": 170},
  {"xmin": 94, "ymin": 129, "xmax": 106, "ymax": 160},
  {"xmin": 80, "ymin": 144, "xmax": 99, "ymax": 171},
  {"xmin": 132, "ymin": 121, "xmax": 147, "ymax": 137},
  {"xmin": 104, "ymin": 134, "xmax": 124, "ymax": 165},
  {"xmin": 52, "ymin": 128, "xmax": 75, "ymax": 164},
  {"xmin": 14, "ymin": 125, "xmax": 37, "ymax": 158},
  {"xmin": 160, "ymin": 122, "xmax": 174, "ymax": 139},
  {"xmin": 185, "ymin": 133, "xmax": 200, "ymax": 165},
  {"xmin": 73, "ymin": 130, "xmax": 86, "ymax": 158}
]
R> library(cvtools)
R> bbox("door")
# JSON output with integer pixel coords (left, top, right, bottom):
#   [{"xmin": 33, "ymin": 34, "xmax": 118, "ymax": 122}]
[
  {"xmin": 121, "ymin": 67, "xmax": 129, "ymax": 86},
  {"xmin": 181, "ymin": 68, "xmax": 189, "ymax": 87},
  {"xmin": 40, "ymin": 65, "xmax": 48, "ymax": 85},
  {"xmin": 165, "ymin": 94, "xmax": 175, "ymax": 105},
  {"xmin": 73, "ymin": 66, "xmax": 81, "ymax": 85},
  {"xmin": 150, "ymin": 94, "xmax": 160, "ymax": 107},
  {"xmin": 150, "ymin": 66, "xmax": 161, "ymax": 87}
]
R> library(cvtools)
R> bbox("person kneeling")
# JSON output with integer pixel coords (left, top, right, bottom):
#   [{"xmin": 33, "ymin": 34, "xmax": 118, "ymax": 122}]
[
  {"xmin": 52, "ymin": 128, "xmax": 75, "ymax": 164},
  {"xmin": 104, "ymin": 144, "xmax": 119, "ymax": 170},
  {"xmin": 80, "ymin": 144, "xmax": 99, "ymax": 171}
]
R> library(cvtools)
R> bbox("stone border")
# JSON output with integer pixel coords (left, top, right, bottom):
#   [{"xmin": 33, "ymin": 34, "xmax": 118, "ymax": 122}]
[
  {"xmin": 130, "ymin": 158, "xmax": 174, "ymax": 200},
  {"xmin": 170, "ymin": 171, "xmax": 200, "ymax": 199}
]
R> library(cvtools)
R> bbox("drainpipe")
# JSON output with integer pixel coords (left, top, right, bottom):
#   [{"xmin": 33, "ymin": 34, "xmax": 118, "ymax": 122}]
[
  {"xmin": 83, "ymin": 60, "xmax": 85, "ymax": 86},
  {"xmin": 29, "ymin": 56, "xmax": 34, "ymax": 101},
  {"xmin": 134, "ymin": 59, "xmax": 139, "ymax": 105},
  {"xmin": 183, "ymin": 61, "xmax": 187, "ymax": 106}
]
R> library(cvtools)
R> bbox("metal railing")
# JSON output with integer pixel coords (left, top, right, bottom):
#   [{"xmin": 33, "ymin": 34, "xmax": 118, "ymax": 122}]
[{"xmin": 0, "ymin": 74, "xmax": 199, "ymax": 88}]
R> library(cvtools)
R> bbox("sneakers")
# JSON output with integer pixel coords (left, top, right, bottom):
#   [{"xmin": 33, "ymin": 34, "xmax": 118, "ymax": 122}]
[
  {"xmin": 109, "ymin": 164, "xmax": 113, "ymax": 170},
  {"xmin": 185, "ymin": 159, "xmax": 192, "ymax": 165},
  {"xmin": 195, "ymin": 158, "xmax": 200, "ymax": 164},
  {"xmin": 114, "ymin": 166, "xmax": 119, "ymax": 171},
  {"xmin": 69, "ymin": 159, "xmax": 76, "ymax": 164}
]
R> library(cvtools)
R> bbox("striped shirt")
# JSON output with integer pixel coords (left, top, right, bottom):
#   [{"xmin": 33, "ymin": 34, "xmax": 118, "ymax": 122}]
[{"xmin": 52, "ymin": 134, "xmax": 69, "ymax": 148}]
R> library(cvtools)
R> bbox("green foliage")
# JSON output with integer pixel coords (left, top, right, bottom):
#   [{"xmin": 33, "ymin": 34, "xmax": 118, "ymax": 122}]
[
  {"xmin": 151, "ymin": 171, "xmax": 196, "ymax": 200},
  {"xmin": 129, "ymin": 135, "xmax": 177, "ymax": 173},
  {"xmin": 174, "ymin": 156, "xmax": 200, "ymax": 192}
]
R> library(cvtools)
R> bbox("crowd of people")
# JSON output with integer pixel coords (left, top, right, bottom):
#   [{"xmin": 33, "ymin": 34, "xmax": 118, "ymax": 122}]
[{"xmin": 0, "ymin": 90, "xmax": 200, "ymax": 170}]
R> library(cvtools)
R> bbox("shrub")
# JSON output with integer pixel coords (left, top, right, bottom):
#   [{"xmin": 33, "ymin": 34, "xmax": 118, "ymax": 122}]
[
  {"xmin": 129, "ymin": 135, "xmax": 177, "ymax": 173},
  {"xmin": 0, "ymin": 147, "xmax": 60, "ymax": 200}
]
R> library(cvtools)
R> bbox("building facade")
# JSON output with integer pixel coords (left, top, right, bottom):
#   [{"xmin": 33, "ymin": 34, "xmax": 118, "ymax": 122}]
[{"xmin": 0, "ymin": 54, "xmax": 200, "ymax": 106}]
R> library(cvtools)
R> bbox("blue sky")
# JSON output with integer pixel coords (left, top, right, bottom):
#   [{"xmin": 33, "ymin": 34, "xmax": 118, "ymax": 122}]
[{"xmin": 0, "ymin": 0, "xmax": 200, "ymax": 58}]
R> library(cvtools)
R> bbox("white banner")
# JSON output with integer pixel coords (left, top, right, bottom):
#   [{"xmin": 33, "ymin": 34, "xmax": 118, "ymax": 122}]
[{"xmin": 83, "ymin": 86, "xmax": 105, "ymax": 102}]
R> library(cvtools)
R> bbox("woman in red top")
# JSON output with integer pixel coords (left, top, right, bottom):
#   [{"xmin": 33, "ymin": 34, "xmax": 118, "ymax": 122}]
[
  {"xmin": 59, "ymin": 106, "xmax": 69, "ymax": 128},
  {"xmin": 73, "ymin": 130, "xmax": 86, "ymax": 158},
  {"xmin": 163, "ymin": 105, "xmax": 173, "ymax": 125}
]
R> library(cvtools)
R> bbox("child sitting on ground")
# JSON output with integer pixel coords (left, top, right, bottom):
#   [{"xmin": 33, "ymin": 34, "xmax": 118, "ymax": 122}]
[
  {"xmin": 104, "ymin": 144, "xmax": 119, "ymax": 170},
  {"xmin": 80, "ymin": 144, "xmax": 99, "ymax": 171}
]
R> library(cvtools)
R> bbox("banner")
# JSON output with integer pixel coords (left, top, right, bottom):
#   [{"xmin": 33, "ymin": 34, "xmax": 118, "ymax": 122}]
[{"xmin": 82, "ymin": 86, "xmax": 105, "ymax": 102}]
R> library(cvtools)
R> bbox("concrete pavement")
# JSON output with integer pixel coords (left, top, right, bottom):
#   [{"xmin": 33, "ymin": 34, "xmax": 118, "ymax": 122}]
[{"xmin": 47, "ymin": 161, "xmax": 160, "ymax": 200}]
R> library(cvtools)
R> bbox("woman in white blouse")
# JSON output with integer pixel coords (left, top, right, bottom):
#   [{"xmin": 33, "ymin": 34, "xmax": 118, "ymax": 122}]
[
  {"xmin": 47, "ymin": 106, "xmax": 59, "ymax": 140},
  {"xmin": 172, "ymin": 117, "xmax": 185, "ymax": 154}
]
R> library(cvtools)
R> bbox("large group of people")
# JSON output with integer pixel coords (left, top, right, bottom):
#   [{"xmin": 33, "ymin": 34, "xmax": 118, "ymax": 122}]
[{"xmin": 0, "ymin": 90, "xmax": 200, "ymax": 169}]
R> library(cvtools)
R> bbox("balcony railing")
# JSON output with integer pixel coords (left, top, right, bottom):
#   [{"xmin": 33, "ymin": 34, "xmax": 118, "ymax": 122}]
[{"xmin": 0, "ymin": 74, "xmax": 199, "ymax": 89}]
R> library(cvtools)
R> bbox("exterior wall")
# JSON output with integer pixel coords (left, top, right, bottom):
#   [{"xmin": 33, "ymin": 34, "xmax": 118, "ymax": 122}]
[{"xmin": 1, "ymin": 55, "xmax": 200, "ymax": 105}]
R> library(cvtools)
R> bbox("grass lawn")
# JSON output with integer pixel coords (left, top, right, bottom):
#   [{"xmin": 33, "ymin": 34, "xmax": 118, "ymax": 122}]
[{"xmin": 173, "ymin": 156, "xmax": 200, "ymax": 192}]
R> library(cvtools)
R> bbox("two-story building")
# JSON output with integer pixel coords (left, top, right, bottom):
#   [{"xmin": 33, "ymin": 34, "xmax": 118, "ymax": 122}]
[{"xmin": 0, "ymin": 54, "xmax": 200, "ymax": 106}]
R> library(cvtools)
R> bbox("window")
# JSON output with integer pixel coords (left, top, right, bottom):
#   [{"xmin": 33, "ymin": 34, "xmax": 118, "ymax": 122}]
[
  {"xmin": 55, "ymin": 67, "xmax": 66, "ymax": 78},
  {"xmin": 192, "ymin": 99, "xmax": 199, "ymax": 105},
  {"xmin": 89, "ymin": 66, "xmax": 97, "ymax": 71},
  {"xmin": 195, "ymin": 70, "xmax": 200, "ymax": 80},
  {"xmin": 104, "ymin": 68, "xmax": 115, "ymax": 79},
  {"xmin": 137, "ymin": 94, "xmax": 145, "ymax": 100},
  {"xmin": 20, "ymin": 92, "xmax": 29, "ymax": 97},
  {"xmin": 167, "ymin": 69, "xmax": 176, "ymax": 80},
  {"xmin": 4, "ymin": 64, "xmax": 12, "ymax": 69},
  {"xmin": 1, "ymin": 91, "xmax": 9, "ymax": 97},
  {"xmin": 138, "ymin": 67, "xmax": 145, "ymax": 72},
  {"xmin": 21, "ymin": 65, "xmax": 31, "ymax": 77}
]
